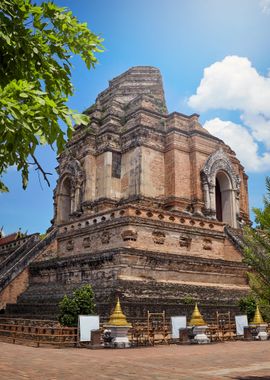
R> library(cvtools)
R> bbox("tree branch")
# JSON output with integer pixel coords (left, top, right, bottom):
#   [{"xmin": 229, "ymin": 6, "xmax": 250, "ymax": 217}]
[{"xmin": 30, "ymin": 153, "xmax": 52, "ymax": 187}]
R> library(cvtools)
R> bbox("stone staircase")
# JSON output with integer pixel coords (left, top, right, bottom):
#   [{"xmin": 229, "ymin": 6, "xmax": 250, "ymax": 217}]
[
  {"xmin": 5, "ymin": 282, "xmax": 75, "ymax": 320},
  {"xmin": 0, "ymin": 229, "xmax": 57, "ymax": 294},
  {"xmin": 224, "ymin": 225, "xmax": 245, "ymax": 253}
]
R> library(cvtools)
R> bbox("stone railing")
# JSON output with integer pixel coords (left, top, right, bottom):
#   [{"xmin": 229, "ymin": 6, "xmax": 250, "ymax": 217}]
[
  {"xmin": 224, "ymin": 226, "xmax": 245, "ymax": 253},
  {"xmin": 0, "ymin": 234, "xmax": 35, "ymax": 254},
  {"xmin": 0, "ymin": 229, "xmax": 57, "ymax": 293},
  {"xmin": 0, "ymin": 234, "xmax": 40, "ymax": 277}
]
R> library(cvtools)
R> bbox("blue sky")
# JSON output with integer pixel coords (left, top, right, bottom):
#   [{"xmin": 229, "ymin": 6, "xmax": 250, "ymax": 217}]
[{"xmin": 1, "ymin": 0, "xmax": 270, "ymax": 235}]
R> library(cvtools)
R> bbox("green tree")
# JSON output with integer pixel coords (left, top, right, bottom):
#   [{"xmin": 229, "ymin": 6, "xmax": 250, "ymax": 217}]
[
  {"xmin": 238, "ymin": 295, "xmax": 257, "ymax": 321},
  {"xmin": 243, "ymin": 176, "xmax": 270, "ymax": 320},
  {"xmin": 58, "ymin": 284, "xmax": 96, "ymax": 327},
  {"xmin": 0, "ymin": 0, "xmax": 103, "ymax": 191}
]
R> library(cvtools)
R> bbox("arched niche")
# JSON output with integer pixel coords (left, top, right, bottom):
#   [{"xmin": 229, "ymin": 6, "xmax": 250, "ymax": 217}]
[
  {"xmin": 57, "ymin": 176, "xmax": 73, "ymax": 223},
  {"xmin": 216, "ymin": 171, "xmax": 235, "ymax": 225},
  {"xmin": 55, "ymin": 158, "xmax": 86, "ymax": 225},
  {"xmin": 201, "ymin": 149, "xmax": 240, "ymax": 228}
]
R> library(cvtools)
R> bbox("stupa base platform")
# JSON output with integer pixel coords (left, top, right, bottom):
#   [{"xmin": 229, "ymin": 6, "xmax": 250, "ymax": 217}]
[
  {"xmin": 5, "ymin": 281, "xmax": 247, "ymax": 322},
  {"xmin": 4, "ymin": 246, "xmax": 249, "ymax": 321},
  {"xmin": 104, "ymin": 325, "xmax": 131, "ymax": 348},
  {"xmin": 249, "ymin": 324, "xmax": 268, "ymax": 341},
  {"xmin": 191, "ymin": 326, "xmax": 210, "ymax": 344}
]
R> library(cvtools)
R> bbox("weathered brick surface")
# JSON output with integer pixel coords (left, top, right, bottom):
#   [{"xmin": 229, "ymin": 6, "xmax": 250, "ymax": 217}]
[
  {"xmin": 52, "ymin": 66, "xmax": 249, "ymax": 222},
  {"xmin": 0, "ymin": 232, "xmax": 57, "ymax": 310},
  {"xmin": 0, "ymin": 268, "xmax": 29, "ymax": 310},
  {"xmin": 2, "ymin": 67, "xmax": 251, "ymax": 320}
]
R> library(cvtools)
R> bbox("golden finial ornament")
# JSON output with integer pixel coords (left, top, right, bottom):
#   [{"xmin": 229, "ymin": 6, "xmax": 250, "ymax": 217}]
[
  {"xmin": 189, "ymin": 303, "xmax": 206, "ymax": 326},
  {"xmin": 108, "ymin": 298, "xmax": 131, "ymax": 327},
  {"xmin": 252, "ymin": 305, "xmax": 265, "ymax": 325}
]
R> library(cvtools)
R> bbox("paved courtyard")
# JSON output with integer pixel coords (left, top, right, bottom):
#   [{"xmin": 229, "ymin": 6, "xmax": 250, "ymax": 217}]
[{"xmin": 0, "ymin": 340, "xmax": 270, "ymax": 379}]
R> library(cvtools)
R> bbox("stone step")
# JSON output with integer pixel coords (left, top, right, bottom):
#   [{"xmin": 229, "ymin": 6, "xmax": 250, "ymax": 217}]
[
  {"xmin": 6, "ymin": 303, "xmax": 59, "ymax": 317},
  {"xmin": 0, "ymin": 230, "xmax": 57, "ymax": 295}
]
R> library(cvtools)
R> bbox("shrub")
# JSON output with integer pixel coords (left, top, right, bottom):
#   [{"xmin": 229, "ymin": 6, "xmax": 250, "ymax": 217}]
[
  {"xmin": 58, "ymin": 284, "xmax": 96, "ymax": 327},
  {"xmin": 238, "ymin": 295, "xmax": 257, "ymax": 321}
]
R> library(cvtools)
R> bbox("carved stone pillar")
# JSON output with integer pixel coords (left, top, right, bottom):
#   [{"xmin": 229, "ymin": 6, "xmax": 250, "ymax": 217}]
[
  {"xmin": 70, "ymin": 184, "xmax": 75, "ymax": 214},
  {"xmin": 202, "ymin": 181, "xmax": 210, "ymax": 210},
  {"xmin": 74, "ymin": 185, "xmax": 81, "ymax": 212},
  {"xmin": 235, "ymin": 190, "xmax": 240, "ymax": 217},
  {"xmin": 209, "ymin": 184, "xmax": 216, "ymax": 219}
]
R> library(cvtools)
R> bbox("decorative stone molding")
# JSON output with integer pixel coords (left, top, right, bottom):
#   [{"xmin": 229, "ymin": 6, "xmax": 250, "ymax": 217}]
[
  {"xmin": 201, "ymin": 148, "xmax": 240, "ymax": 227},
  {"xmin": 202, "ymin": 148, "xmax": 240, "ymax": 190},
  {"xmin": 66, "ymin": 240, "xmax": 74, "ymax": 251},
  {"xmin": 60, "ymin": 159, "xmax": 85, "ymax": 188},
  {"xmin": 202, "ymin": 238, "xmax": 212, "ymax": 251},
  {"xmin": 56, "ymin": 158, "xmax": 86, "ymax": 223},
  {"xmin": 83, "ymin": 237, "xmax": 91, "ymax": 248},
  {"xmin": 179, "ymin": 235, "xmax": 192, "ymax": 248},
  {"xmin": 101, "ymin": 231, "xmax": 111, "ymax": 244},
  {"xmin": 121, "ymin": 229, "xmax": 137, "ymax": 242},
  {"xmin": 152, "ymin": 230, "xmax": 166, "ymax": 245}
]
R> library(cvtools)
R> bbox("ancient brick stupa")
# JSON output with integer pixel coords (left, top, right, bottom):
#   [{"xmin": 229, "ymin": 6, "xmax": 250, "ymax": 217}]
[{"xmin": 2, "ymin": 66, "xmax": 250, "ymax": 320}]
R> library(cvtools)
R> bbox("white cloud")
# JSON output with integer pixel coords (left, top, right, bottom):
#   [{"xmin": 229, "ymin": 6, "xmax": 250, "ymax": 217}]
[
  {"xmin": 260, "ymin": 0, "xmax": 270, "ymax": 13},
  {"xmin": 188, "ymin": 55, "xmax": 270, "ymax": 172},
  {"xmin": 188, "ymin": 56, "xmax": 270, "ymax": 116},
  {"xmin": 204, "ymin": 118, "xmax": 270, "ymax": 172},
  {"xmin": 242, "ymin": 113, "xmax": 270, "ymax": 149}
]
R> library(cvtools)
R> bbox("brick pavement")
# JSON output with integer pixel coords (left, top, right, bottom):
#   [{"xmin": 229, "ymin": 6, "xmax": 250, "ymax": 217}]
[{"xmin": 0, "ymin": 341, "xmax": 270, "ymax": 380}]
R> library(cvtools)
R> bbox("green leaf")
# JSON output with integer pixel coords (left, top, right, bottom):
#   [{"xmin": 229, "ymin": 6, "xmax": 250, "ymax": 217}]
[
  {"xmin": 39, "ymin": 135, "xmax": 47, "ymax": 144},
  {"xmin": 0, "ymin": 180, "xmax": 9, "ymax": 193},
  {"xmin": 0, "ymin": 0, "xmax": 104, "ymax": 190},
  {"xmin": 72, "ymin": 112, "xmax": 89, "ymax": 126},
  {"xmin": 36, "ymin": 97, "xmax": 45, "ymax": 105}
]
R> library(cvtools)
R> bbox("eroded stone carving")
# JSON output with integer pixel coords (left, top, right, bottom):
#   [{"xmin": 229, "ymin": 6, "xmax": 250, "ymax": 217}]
[
  {"xmin": 152, "ymin": 230, "xmax": 166, "ymax": 245},
  {"xmin": 201, "ymin": 148, "xmax": 240, "ymax": 227},
  {"xmin": 179, "ymin": 235, "xmax": 192, "ymax": 248},
  {"xmin": 55, "ymin": 158, "xmax": 86, "ymax": 223},
  {"xmin": 101, "ymin": 231, "xmax": 111, "ymax": 244},
  {"xmin": 66, "ymin": 240, "xmax": 74, "ymax": 251},
  {"xmin": 121, "ymin": 229, "xmax": 137, "ymax": 241},
  {"xmin": 83, "ymin": 237, "xmax": 91, "ymax": 248},
  {"xmin": 202, "ymin": 238, "xmax": 212, "ymax": 251},
  {"xmin": 202, "ymin": 148, "xmax": 240, "ymax": 188}
]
